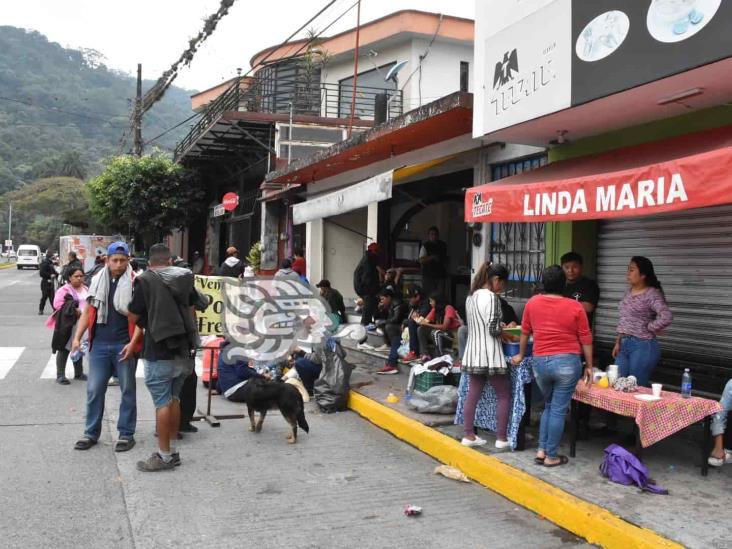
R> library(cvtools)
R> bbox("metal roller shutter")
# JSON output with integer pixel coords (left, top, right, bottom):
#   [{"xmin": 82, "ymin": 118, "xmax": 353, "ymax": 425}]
[{"xmin": 595, "ymin": 204, "xmax": 732, "ymax": 393}]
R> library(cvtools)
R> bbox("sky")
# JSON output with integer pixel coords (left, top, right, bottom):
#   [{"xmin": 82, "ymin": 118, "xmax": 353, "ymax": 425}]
[{"xmin": 2, "ymin": 0, "xmax": 475, "ymax": 91}]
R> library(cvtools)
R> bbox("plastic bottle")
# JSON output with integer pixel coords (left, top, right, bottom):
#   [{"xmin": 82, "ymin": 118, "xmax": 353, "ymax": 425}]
[{"xmin": 681, "ymin": 368, "xmax": 692, "ymax": 398}]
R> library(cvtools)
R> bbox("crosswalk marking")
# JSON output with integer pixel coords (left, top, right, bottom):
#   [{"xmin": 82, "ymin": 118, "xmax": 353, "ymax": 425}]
[{"xmin": 0, "ymin": 347, "xmax": 24, "ymax": 379}]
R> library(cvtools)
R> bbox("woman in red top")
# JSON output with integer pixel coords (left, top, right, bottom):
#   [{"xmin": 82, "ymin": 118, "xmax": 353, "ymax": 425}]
[
  {"xmin": 512, "ymin": 266, "xmax": 593, "ymax": 467},
  {"xmin": 416, "ymin": 293, "xmax": 461, "ymax": 360}
]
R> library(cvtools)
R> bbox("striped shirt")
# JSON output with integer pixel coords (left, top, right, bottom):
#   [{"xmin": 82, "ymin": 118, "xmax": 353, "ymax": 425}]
[
  {"xmin": 462, "ymin": 289, "xmax": 506, "ymax": 375},
  {"xmin": 616, "ymin": 287, "xmax": 672, "ymax": 340}
]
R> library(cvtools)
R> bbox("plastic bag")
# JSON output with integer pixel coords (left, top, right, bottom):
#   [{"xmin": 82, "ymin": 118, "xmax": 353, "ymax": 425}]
[
  {"xmin": 434, "ymin": 465, "xmax": 470, "ymax": 483},
  {"xmin": 314, "ymin": 341, "xmax": 354, "ymax": 413},
  {"xmin": 406, "ymin": 385, "xmax": 459, "ymax": 414}
]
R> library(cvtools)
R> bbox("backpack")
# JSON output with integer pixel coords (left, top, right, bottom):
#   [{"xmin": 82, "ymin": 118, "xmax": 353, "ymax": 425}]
[{"xmin": 599, "ymin": 444, "xmax": 668, "ymax": 494}]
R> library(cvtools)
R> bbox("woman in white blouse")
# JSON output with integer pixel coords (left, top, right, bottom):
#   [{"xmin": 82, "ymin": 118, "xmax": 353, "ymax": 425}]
[{"xmin": 460, "ymin": 262, "xmax": 511, "ymax": 448}]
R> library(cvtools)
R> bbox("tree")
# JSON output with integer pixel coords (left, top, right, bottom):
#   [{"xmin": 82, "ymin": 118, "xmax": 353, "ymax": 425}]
[
  {"xmin": 87, "ymin": 154, "xmax": 204, "ymax": 248},
  {"xmin": 33, "ymin": 150, "xmax": 87, "ymax": 180},
  {"xmin": 0, "ymin": 176, "xmax": 94, "ymax": 250}
]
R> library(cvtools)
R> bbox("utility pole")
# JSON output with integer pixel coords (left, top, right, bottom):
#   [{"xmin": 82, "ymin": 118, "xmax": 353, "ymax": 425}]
[
  {"xmin": 347, "ymin": 0, "xmax": 362, "ymax": 138},
  {"xmin": 133, "ymin": 63, "xmax": 143, "ymax": 157}
]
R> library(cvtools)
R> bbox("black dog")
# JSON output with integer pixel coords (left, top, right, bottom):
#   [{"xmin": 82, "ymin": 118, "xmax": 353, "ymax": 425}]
[{"xmin": 237, "ymin": 378, "xmax": 309, "ymax": 443}]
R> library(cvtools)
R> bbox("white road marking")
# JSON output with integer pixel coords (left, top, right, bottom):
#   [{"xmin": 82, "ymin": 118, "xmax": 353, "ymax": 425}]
[
  {"xmin": 0, "ymin": 347, "xmax": 24, "ymax": 379},
  {"xmin": 40, "ymin": 355, "xmax": 204, "ymax": 379}
]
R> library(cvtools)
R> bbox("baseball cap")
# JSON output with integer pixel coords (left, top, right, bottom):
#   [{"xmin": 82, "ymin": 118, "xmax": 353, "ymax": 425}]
[
  {"xmin": 379, "ymin": 288, "xmax": 395, "ymax": 298},
  {"xmin": 315, "ymin": 279, "xmax": 331, "ymax": 288},
  {"xmin": 107, "ymin": 241, "xmax": 130, "ymax": 257},
  {"xmin": 367, "ymin": 242, "xmax": 381, "ymax": 254},
  {"xmin": 408, "ymin": 285, "xmax": 424, "ymax": 297}
]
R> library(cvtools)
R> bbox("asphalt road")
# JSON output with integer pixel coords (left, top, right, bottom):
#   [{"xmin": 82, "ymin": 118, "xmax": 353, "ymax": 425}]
[{"xmin": 0, "ymin": 267, "xmax": 587, "ymax": 548}]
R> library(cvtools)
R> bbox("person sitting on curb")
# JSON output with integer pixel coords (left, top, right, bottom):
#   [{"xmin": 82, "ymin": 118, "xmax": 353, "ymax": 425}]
[
  {"xmin": 708, "ymin": 378, "xmax": 732, "ymax": 467},
  {"xmin": 415, "ymin": 292, "xmax": 462, "ymax": 361},
  {"xmin": 375, "ymin": 288, "xmax": 407, "ymax": 375},
  {"xmin": 403, "ymin": 286, "xmax": 432, "ymax": 362}
]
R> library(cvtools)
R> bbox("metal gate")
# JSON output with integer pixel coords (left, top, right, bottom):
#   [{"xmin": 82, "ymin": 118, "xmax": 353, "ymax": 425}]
[{"xmin": 595, "ymin": 204, "xmax": 732, "ymax": 392}]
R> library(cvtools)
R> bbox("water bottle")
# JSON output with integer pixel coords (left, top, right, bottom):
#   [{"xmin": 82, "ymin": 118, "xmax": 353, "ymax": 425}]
[
  {"xmin": 70, "ymin": 348, "xmax": 82, "ymax": 362},
  {"xmin": 681, "ymin": 368, "xmax": 692, "ymax": 398}
]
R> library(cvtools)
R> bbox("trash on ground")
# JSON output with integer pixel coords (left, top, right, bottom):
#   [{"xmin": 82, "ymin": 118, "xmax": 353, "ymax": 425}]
[
  {"xmin": 406, "ymin": 385, "xmax": 458, "ymax": 414},
  {"xmin": 434, "ymin": 464, "xmax": 470, "ymax": 483},
  {"xmin": 386, "ymin": 392, "xmax": 400, "ymax": 403},
  {"xmin": 404, "ymin": 504, "xmax": 422, "ymax": 516}
]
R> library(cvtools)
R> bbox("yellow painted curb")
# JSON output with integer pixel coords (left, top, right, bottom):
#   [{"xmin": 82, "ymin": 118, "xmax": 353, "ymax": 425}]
[
  {"xmin": 0, "ymin": 262, "xmax": 17, "ymax": 270},
  {"xmin": 348, "ymin": 391, "xmax": 683, "ymax": 549}
]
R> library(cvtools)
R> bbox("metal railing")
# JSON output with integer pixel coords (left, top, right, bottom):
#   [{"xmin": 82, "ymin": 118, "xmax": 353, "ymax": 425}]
[{"xmin": 175, "ymin": 75, "xmax": 403, "ymax": 160}]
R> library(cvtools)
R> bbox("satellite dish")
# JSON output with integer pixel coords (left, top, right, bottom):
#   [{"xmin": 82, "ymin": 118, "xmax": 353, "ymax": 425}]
[{"xmin": 385, "ymin": 60, "xmax": 408, "ymax": 83}]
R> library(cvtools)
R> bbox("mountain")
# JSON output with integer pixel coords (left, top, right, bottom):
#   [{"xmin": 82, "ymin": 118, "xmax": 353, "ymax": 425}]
[{"xmin": 0, "ymin": 26, "xmax": 196, "ymax": 193}]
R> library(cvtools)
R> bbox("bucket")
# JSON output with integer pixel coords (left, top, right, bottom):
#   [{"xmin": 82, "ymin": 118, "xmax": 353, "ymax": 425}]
[{"xmin": 502, "ymin": 340, "xmax": 533, "ymax": 358}]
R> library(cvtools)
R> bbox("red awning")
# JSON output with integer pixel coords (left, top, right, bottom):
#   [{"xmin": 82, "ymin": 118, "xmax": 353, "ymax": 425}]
[{"xmin": 465, "ymin": 125, "xmax": 732, "ymax": 223}]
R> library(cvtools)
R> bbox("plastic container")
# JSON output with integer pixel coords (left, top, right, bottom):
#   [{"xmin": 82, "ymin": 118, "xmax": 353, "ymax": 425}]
[
  {"xmin": 502, "ymin": 340, "xmax": 533, "ymax": 359},
  {"xmin": 681, "ymin": 368, "xmax": 692, "ymax": 398},
  {"xmin": 414, "ymin": 371, "xmax": 447, "ymax": 393}
]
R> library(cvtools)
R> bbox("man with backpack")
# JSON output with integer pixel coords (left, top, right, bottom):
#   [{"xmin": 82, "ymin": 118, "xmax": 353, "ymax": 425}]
[{"xmin": 38, "ymin": 252, "xmax": 58, "ymax": 315}]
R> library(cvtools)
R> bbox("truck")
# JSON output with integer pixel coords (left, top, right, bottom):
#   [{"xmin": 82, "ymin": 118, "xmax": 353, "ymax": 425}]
[{"xmin": 59, "ymin": 235, "xmax": 124, "ymax": 271}]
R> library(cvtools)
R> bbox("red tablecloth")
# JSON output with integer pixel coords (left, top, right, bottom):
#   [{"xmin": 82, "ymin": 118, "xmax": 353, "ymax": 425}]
[{"xmin": 573, "ymin": 384, "xmax": 722, "ymax": 448}]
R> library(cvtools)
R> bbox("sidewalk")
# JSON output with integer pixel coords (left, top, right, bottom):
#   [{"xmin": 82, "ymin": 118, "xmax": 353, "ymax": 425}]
[{"xmin": 344, "ymin": 341, "xmax": 732, "ymax": 549}]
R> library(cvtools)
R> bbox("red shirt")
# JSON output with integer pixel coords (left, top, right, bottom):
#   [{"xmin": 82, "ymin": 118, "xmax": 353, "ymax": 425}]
[
  {"xmin": 521, "ymin": 295, "xmax": 592, "ymax": 356},
  {"xmin": 426, "ymin": 305, "xmax": 461, "ymax": 331}
]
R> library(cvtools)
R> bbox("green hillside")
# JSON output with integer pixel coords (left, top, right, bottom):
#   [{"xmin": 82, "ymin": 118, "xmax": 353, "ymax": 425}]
[{"xmin": 0, "ymin": 26, "xmax": 195, "ymax": 193}]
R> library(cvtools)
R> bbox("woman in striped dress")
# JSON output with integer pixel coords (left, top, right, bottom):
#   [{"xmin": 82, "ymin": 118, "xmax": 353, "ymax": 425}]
[{"xmin": 461, "ymin": 262, "xmax": 511, "ymax": 448}]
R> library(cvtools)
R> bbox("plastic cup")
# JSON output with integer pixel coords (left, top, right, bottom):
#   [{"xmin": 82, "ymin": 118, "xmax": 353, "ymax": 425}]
[{"xmin": 652, "ymin": 383, "xmax": 662, "ymax": 398}]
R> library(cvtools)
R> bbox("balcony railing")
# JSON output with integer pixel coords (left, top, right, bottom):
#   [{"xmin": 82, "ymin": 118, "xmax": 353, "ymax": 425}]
[{"xmin": 175, "ymin": 75, "xmax": 403, "ymax": 160}]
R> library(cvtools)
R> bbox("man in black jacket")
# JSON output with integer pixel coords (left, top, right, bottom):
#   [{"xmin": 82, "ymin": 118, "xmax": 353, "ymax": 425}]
[
  {"xmin": 39, "ymin": 253, "xmax": 58, "ymax": 315},
  {"xmin": 419, "ymin": 226, "xmax": 448, "ymax": 297},
  {"xmin": 316, "ymin": 279, "xmax": 346, "ymax": 326},
  {"xmin": 375, "ymin": 288, "xmax": 407, "ymax": 375},
  {"xmin": 217, "ymin": 247, "xmax": 245, "ymax": 277},
  {"xmin": 353, "ymin": 243, "xmax": 382, "ymax": 329},
  {"xmin": 62, "ymin": 251, "xmax": 83, "ymax": 284},
  {"xmin": 126, "ymin": 244, "xmax": 198, "ymax": 472}
]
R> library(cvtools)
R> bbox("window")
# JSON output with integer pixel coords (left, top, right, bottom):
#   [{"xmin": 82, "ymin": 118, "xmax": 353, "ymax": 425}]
[
  {"xmin": 489, "ymin": 156, "xmax": 548, "ymax": 298},
  {"xmin": 460, "ymin": 61, "xmax": 469, "ymax": 93},
  {"xmin": 338, "ymin": 63, "xmax": 397, "ymax": 119}
]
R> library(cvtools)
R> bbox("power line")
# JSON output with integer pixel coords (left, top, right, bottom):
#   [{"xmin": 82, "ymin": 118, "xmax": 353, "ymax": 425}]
[{"xmin": 144, "ymin": 0, "xmax": 343, "ymax": 149}]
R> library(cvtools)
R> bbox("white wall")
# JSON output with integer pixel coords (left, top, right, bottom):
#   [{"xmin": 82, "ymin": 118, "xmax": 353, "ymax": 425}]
[
  {"xmin": 323, "ymin": 208, "xmax": 368, "ymax": 303},
  {"xmin": 323, "ymin": 36, "xmax": 472, "ymax": 115}
]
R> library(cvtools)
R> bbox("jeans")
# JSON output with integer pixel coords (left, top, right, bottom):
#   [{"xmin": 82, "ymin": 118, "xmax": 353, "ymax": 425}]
[
  {"xmin": 382, "ymin": 323, "xmax": 401, "ymax": 366},
  {"xmin": 711, "ymin": 379, "xmax": 732, "ymax": 437},
  {"xmin": 616, "ymin": 336, "xmax": 660, "ymax": 387},
  {"xmin": 84, "ymin": 341, "xmax": 137, "ymax": 441},
  {"xmin": 56, "ymin": 348, "xmax": 83, "ymax": 378},
  {"xmin": 532, "ymin": 354, "xmax": 582, "ymax": 458},
  {"xmin": 408, "ymin": 318, "xmax": 420, "ymax": 354},
  {"xmin": 294, "ymin": 357, "xmax": 323, "ymax": 395},
  {"xmin": 143, "ymin": 359, "xmax": 186, "ymax": 409}
]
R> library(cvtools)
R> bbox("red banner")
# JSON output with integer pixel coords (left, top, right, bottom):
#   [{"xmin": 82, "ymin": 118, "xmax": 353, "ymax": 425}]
[{"xmin": 465, "ymin": 146, "xmax": 732, "ymax": 223}]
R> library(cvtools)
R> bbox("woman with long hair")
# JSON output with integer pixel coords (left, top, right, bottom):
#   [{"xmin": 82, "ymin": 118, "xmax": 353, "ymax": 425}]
[
  {"xmin": 460, "ymin": 262, "xmax": 511, "ymax": 448},
  {"xmin": 415, "ymin": 292, "xmax": 462, "ymax": 360},
  {"xmin": 46, "ymin": 266, "xmax": 89, "ymax": 384},
  {"xmin": 512, "ymin": 266, "xmax": 593, "ymax": 467},
  {"xmin": 612, "ymin": 256, "xmax": 672, "ymax": 386}
]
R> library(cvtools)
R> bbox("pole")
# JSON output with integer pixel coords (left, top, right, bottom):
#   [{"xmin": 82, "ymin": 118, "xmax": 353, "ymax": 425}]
[
  {"xmin": 8, "ymin": 203, "xmax": 11, "ymax": 243},
  {"xmin": 347, "ymin": 0, "xmax": 362, "ymax": 139},
  {"xmin": 134, "ymin": 63, "xmax": 143, "ymax": 157},
  {"xmin": 287, "ymin": 101, "xmax": 293, "ymax": 165}
]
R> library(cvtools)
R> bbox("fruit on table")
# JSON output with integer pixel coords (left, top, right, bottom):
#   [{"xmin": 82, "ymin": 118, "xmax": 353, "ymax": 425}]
[{"xmin": 597, "ymin": 376, "xmax": 609, "ymax": 388}]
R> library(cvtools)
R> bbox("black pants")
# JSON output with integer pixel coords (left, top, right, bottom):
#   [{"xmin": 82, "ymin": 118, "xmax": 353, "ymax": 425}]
[
  {"xmin": 179, "ymin": 371, "xmax": 197, "ymax": 428},
  {"xmin": 417, "ymin": 326, "xmax": 454, "ymax": 358},
  {"xmin": 56, "ymin": 348, "xmax": 83, "ymax": 378},
  {"xmin": 39, "ymin": 280, "xmax": 54, "ymax": 313},
  {"xmin": 360, "ymin": 294, "xmax": 378, "ymax": 325}
]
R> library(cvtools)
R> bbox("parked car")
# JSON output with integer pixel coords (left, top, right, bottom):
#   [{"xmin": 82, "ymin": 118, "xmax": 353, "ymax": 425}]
[{"xmin": 16, "ymin": 244, "xmax": 41, "ymax": 269}]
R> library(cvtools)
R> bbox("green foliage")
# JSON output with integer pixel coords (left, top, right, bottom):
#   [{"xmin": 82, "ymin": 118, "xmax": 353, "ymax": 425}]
[
  {"xmin": 0, "ymin": 177, "xmax": 94, "ymax": 250},
  {"xmin": 87, "ymin": 155, "xmax": 205, "ymax": 241},
  {"xmin": 0, "ymin": 26, "xmax": 194, "ymax": 190},
  {"xmin": 246, "ymin": 241, "xmax": 262, "ymax": 272}
]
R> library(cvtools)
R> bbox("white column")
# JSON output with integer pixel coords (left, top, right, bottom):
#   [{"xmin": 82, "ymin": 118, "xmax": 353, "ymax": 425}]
[
  {"xmin": 367, "ymin": 202, "xmax": 379, "ymax": 245},
  {"xmin": 305, "ymin": 218, "xmax": 324, "ymax": 283}
]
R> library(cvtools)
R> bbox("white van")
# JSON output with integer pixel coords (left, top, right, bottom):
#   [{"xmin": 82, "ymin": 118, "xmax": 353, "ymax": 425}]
[{"xmin": 16, "ymin": 244, "xmax": 42, "ymax": 269}]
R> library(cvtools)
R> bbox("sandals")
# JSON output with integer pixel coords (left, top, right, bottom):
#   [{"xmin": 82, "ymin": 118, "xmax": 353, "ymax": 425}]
[
  {"xmin": 534, "ymin": 456, "xmax": 546, "ymax": 465},
  {"xmin": 74, "ymin": 438, "xmax": 97, "ymax": 450},
  {"xmin": 543, "ymin": 455, "xmax": 570, "ymax": 467},
  {"xmin": 115, "ymin": 438, "xmax": 136, "ymax": 452}
]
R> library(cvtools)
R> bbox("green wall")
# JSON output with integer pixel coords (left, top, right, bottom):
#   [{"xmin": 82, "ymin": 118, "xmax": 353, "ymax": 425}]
[{"xmin": 544, "ymin": 105, "xmax": 732, "ymax": 272}]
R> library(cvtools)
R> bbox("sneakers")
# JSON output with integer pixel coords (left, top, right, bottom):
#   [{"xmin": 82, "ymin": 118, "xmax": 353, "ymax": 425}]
[
  {"xmin": 376, "ymin": 364, "xmax": 399, "ymax": 375},
  {"xmin": 357, "ymin": 342, "xmax": 374, "ymax": 351},
  {"xmin": 461, "ymin": 436, "xmax": 488, "ymax": 447},
  {"xmin": 708, "ymin": 449, "xmax": 732, "ymax": 467},
  {"xmin": 171, "ymin": 452, "xmax": 181, "ymax": 467},
  {"xmin": 495, "ymin": 439, "xmax": 511, "ymax": 449},
  {"xmin": 136, "ymin": 452, "xmax": 175, "ymax": 472},
  {"xmin": 179, "ymin": 423, "xmax": 198, "ymax": 433},
  {"xmin": 108, "ymin": 377, "xmax": 119, "ymax": 387},
  {"xmin": 403, "ymin": 351, "xmax": 419, "ymax": 362},
  {"xmin": 56, "ymin": 377, "xmax": 70, "ymax": 385},
  {"xmin": 74, "ymin": 373, "xmax": 88, "ymax": 381},
  {"xmin": 374, "ymin": 344, "xmax": 390, "ymax": 352}
]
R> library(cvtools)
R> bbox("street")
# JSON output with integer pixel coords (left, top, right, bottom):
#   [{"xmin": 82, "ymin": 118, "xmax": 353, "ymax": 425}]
[{"xmin": 0, "ymin": 267, "xmax": 586, "ymax": 548}]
